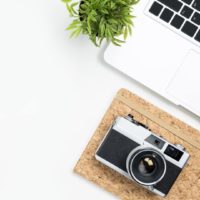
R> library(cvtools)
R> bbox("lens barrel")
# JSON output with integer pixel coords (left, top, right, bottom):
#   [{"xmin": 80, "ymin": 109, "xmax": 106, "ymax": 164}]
[{"xmin": 126, "ymin": 147, "xmax": 166, "ymax": 186}]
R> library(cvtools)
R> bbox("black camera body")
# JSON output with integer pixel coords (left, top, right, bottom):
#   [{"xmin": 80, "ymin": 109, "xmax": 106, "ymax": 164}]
[{"xmin": 95, "ymin": 115, "xmax": 189, "ymax": 197}]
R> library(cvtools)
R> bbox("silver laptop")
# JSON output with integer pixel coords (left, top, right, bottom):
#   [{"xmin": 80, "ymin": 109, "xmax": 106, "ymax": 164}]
[{"xmin": 104, "ymin": 0, "xmax": 200, "ymax": 117}]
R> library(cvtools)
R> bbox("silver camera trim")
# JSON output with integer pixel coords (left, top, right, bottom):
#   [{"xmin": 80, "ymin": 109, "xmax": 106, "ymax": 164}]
[{"xmin": 126, "ymin": 146, "xmax": 167, "ymax": 186}]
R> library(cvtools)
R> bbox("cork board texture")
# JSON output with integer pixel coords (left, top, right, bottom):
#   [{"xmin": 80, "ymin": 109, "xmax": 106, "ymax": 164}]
[{"xmin": 74, "ymin": 89, "xmax": 200, "ymax": 200}]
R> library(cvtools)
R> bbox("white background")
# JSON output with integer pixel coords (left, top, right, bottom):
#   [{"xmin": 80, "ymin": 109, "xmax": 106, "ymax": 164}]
[{"xmin": 0, "ymin": 1, "xmax": 199, "ymax": 200}]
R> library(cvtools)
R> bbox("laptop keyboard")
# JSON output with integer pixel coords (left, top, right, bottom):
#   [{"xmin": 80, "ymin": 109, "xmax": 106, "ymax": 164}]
[{"xmin": 148, "ymin": 0, "xmax": 200, "ymax": 44}]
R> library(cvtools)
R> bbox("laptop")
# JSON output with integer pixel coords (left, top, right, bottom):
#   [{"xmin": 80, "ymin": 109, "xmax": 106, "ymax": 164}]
[{"xmin": 104, "ymin": 0, "xmax": 200, "ymax": 117}]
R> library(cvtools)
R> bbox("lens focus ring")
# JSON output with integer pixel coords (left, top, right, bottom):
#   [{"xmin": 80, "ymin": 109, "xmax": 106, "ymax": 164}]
[{"xmin": 126, "ymin": 147, "xmax": 166, "ymax": 186}]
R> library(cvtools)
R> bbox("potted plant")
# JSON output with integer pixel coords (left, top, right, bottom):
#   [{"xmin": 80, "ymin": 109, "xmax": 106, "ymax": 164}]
[{"xmin": 62, "ymin": 0, "xmax": 139, "ymax": 46}]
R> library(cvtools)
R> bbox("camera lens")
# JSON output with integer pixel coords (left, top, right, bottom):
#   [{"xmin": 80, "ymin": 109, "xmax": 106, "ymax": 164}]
[
  {"xmin": 126, "ymin": 147, "xmax": 166, "ymax": 186},
  {"xmin": 138, "ymin": 156, "xmax": 157, "ymax": 175}
]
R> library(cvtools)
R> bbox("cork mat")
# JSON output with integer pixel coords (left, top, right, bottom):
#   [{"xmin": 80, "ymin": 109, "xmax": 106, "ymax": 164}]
[{"xmin": 74, "ymin": 89, "xmax": 200, "ymax": 200}]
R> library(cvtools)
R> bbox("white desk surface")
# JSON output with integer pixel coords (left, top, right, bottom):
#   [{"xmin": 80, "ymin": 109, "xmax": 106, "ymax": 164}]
[{"xmin": 0, "ymin": 1, "xmax": 199, "ymax": 200}]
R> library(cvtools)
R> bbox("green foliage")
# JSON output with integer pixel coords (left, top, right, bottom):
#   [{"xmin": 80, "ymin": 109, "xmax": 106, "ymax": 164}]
[{"xmin": 62, "ymin": 0, "xmax": 139, "ymax": 46}]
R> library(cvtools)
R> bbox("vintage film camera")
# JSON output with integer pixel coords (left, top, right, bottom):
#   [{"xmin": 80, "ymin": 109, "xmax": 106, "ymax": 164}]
[{"xmin": 95, "ymin": 115, "xmax": 189, "ymax": 197}]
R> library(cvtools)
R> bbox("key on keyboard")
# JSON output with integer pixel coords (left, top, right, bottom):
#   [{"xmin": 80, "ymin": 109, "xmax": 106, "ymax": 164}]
[
  {"xmin": 192, "ymin": 0, "xmax": 200, "ymax": 12},
  {"xmin": 181, "ymin": 21, "xmax": 198, "ymax": 36},
  {"xmin": 160, "ymin": 8, "xmax": 174, "ymax": 22},
  {"xmin": 149, "ymin": 1, "xmax": 163, "ymax": 16},
  {"xmin": 148, "ymin": 0, "xmax": 200, "ymax": 46},
  {"xmin": 192, "ymin": 12, "xmax": 200, "ymax": 25},
  {"xmin": 158, "ymin": 0, "xmax": 183, "ymax": 12},
  {"xmin": 180, "ymin": 5, "xmax": 193, "ymax": 18},
  {"xmin": 171, "ymin": 14, "xmax": 185, "ymax": 28}
]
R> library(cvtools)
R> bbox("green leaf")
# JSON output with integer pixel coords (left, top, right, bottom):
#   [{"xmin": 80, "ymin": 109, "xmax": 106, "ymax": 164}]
[
  {"xmin": 70, "ymin": 2, "xmax": 79, "ymax": 15},
  {"xmin": 66, "ymin": 4, "xmax": 73, "ymax": 16},
  {"xmin": 66, "ymin": 20, "xmax": 81, "ymax": 31},
  {"xmin": 108, "ymin": 19, "xmax": 118, "ymax": 25},
  {"xmin": 90, "ymin": 34, "xmax": 98, "ymax": 46},
  {"xmin": 123, "ymin": 26, "xmax": 128, "ymax": 40},
  {"xmin": 111, "ymin": 40, "xmax": 121, "ymax": 46},
  {"xmin": 62, "ymin": 0, "xmax": 71, "ymax": 3},
  {"xmin": 132, "ymin": 0, "xmax": 140, "ymax": 5},
  {"xmin": 69, "ymin": 27, "xmax": 82, "ymax": 38},
  {"xmin": 101, "ymin": 9, "xmax": 109, "ymax": 14},
  {"xmin": 71, "ymin": 2, "xmax": 79, "ymax": 7},
  {"xmin": 128, "ymin": 25, "xmax": 132, "ymax": 35},
  {"xmin": 98, "ymin": 36, "xmax": 104, "ymax": 46},
  {"xmin": 99, "ymin": 18, "xmax": 105, "ymax": 37},
  {"xmin": 111, "ymin": 37, "xmax": 125, "ymax": 46},
  {"xmin": 110, "ymin": 2, "xmax": 116, "ymax": 9},
  {"xmin": 124, "ymin": 17, "xmax": 133, "ymax": 25}
]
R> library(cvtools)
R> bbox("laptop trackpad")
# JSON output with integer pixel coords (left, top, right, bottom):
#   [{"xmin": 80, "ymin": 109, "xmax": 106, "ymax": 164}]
[{"xmin": 166, "ymin": 50, "xmax": 200, "ymax": 115}]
